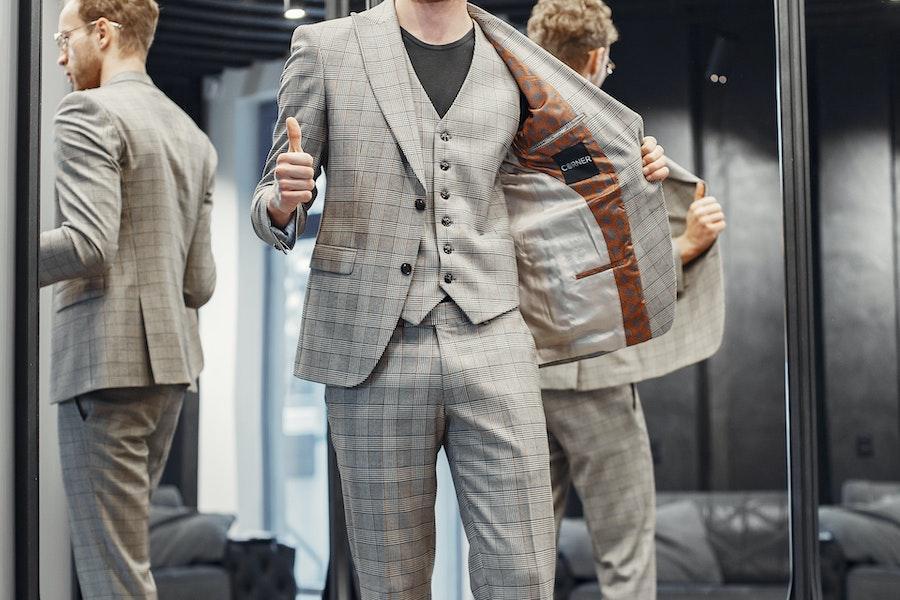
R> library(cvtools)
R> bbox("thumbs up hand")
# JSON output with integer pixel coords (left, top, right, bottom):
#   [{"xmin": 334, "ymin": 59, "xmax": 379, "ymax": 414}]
[{"xmin": 269, "ymin": 116, "xmax": 315, "ymax": 228}]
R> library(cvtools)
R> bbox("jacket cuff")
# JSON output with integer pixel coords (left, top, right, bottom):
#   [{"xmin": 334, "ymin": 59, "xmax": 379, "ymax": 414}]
[{"xmin": 257, "ymin": 186, "xmax": 304, "ymax": 253}]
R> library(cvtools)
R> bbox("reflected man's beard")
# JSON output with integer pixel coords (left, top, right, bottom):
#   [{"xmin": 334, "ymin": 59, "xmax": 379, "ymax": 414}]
[{"xmin": 69, "ymin": 46, "xmax": 102, "ymax": 91}]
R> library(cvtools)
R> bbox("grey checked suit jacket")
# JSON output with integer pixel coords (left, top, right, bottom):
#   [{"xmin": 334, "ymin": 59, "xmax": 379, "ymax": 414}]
[
  {"xmin": 251, "ymin": 2, "xmax": 676, "ymax": 388},
  {"xmin": 41, "ymin": 72, "xmax": 217, "ymax": 404},
  {"xmin": 541, "ymin": 160, "xmax": 726, "ymax": 390}
]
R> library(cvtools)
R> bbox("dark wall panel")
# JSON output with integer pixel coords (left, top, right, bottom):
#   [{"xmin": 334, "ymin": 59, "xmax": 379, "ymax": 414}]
[
  {"xmin": 606, "ymin": 19, "xmax": 703, "ymax": 492},
  {"xmin": 813, "ymin": 38, "xmax": 900, "ymax": 500},
  {"xmin": 611, "ymin": 14, "xmax": 787, "ymax": 492},
  {"xmin": 639, "ymin": 367, "xmax": 701, "ymax": 490},
  {"xmin": 701, "ymin": 18, "xmax": 787, "ymax": 491}
]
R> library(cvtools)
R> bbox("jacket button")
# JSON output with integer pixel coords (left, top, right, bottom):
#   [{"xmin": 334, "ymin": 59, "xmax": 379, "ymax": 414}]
[
  {"xmin": 440, "ymin": 160, "xmax": 450, "ymax": 171},
  {"xmin": 441, "ymin": 216, "xmax": 452, "ymax": 227},
  {"xmin": 440, "ymin": 131, "xmax": 451, "ymax": 142},
  {"xmin": 414, "ymin": 198, "xmax": 426, "ymax": 211},
  {"xmin": 444, "ymin": 273, "xmax": 454, "ymax": 284},
  {"xmin": 440, "ymin": 190, "xmax": 450, "ymax": 200},
  {"xmin": 401, "ymin": 263, "xmax": 412, "ymax": 276},
  {"xmin": 443, "ymin": 244, "xmax": 453, "ymax": 254}
]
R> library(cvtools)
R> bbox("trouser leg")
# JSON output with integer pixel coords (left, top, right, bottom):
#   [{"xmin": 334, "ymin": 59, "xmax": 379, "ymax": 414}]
[
  {"xmin": 542, "ymin": 385, "xmax": 657, "ymax": 600},
  {"xmin": 59, "ymin": 385, "xmax": 185, "ymax": 600}
]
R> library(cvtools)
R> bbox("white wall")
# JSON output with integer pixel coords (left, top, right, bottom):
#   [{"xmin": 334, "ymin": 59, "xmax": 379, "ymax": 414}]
[
  {"xmin": 1, "ymin": 0, "xmax": 20, "ymax": 596},
  {"xmin": 39, "ymin": 0, "xmax": 74, "ymax": 597},
  {"xmin": 198, "ymin": 60, "xmax": 284, "ymax": 529}
]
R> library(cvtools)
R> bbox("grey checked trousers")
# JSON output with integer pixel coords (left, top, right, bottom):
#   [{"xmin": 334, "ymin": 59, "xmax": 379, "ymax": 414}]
[
  {"xmin": 326, "ymin": 303, "xmax": 557, "ymax": 600},
  {"xmin": 58, "ymin": 384, "xmax": 185, "ymax": 600},
  {"xmin": 544, "ymin": 384, "xmax": 657, "ymax": 600}
]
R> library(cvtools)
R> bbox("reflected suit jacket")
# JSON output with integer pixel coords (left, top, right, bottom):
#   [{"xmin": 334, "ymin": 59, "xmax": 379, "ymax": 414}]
[
  {"xmin": 250, "ymin": 1, "xmax": 677, "ymax": 388},
  {"xmin": 40, "ymin": 72, "xmax": 217, "ymax": 404},
  {"xmin": 541, "ymin": 160, "xmax": 726, "ymax": 390}
]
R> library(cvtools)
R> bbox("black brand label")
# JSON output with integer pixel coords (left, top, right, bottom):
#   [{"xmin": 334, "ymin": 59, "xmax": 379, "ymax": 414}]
[{"xmin": 553, "ymin": 142, "xmax": 601, "ymax": 185}]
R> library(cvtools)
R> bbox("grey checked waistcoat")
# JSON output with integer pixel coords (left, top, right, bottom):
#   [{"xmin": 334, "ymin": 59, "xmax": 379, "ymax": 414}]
[
  {"xmin": 399, "ymin": 22, "xmax": 522, "ymax": 325},
  {"xmin": 251, "ymin": 2, "xmax": 677, "ymax": 388}
]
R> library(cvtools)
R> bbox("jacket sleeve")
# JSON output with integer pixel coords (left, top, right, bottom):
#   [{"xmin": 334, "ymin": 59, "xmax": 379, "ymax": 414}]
[
  {"xmin": 183, "ymin": 143, "xmax": 218, "ymax": 308},
  {"xmin": 40, "ymin": 92, "xmax": 123, "ymax": 287},
  {"xmin": 250, "ymin": 25, "xmax": 328, "ymax": 252}
]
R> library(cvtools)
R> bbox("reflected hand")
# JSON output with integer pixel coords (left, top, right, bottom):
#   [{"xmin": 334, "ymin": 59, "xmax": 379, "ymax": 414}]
[
  {"xmin": 641, "ymin": 136, "xmax": 669, "ymax": 182},
  {"xmin": 269, "ymin": 117, "xmax": 315, "ymax": 229},
  {"xmin": 676, "ymin": 190, "xmax": 726, "ymax": 265}
]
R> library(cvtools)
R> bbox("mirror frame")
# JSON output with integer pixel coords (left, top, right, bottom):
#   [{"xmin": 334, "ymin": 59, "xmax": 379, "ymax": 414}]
[
  {"xmin": 15, "ymin": 0, "xmax": 41, "ymax": 596},
  {"xmin": 775, "ymin": 0, "xmax": 823, "ymax": 599}
]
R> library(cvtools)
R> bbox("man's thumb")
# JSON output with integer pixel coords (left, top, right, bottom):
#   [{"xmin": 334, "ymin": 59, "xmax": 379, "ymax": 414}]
[
  {"xmin": 694, "ymin": 181, "xmax": 706, "ymax": 201},
  {"xmin": 286, "ymin": 117, "xmax": 302, "ymax": 153}
]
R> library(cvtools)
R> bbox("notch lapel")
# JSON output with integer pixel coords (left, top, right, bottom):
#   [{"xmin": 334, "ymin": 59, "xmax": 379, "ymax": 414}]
[{"xmin": 352, "ymin": 1, "xmax": 426, "ymax": 190}]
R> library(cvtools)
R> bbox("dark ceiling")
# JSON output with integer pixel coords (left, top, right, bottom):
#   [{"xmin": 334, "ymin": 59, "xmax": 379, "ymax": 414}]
[{"xmin": 147, "ymin": 0, "xmax": 900, "ymax": 81}]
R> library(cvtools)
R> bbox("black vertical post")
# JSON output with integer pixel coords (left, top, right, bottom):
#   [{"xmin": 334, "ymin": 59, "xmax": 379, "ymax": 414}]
[
  {"xmin": 15, "ymin": 0, "xmax": 41, "ymax": 597},
  {"xmin": 688, "ymin": 25, "xmax": 713, "ymax": 493},
  {"xmin": 891, "ymin": 41, "xmax": 900, "ymax": 490},
  {"xmin": 805, "ymin": 41, "xmax": 832, "ymax": 507},
  {"xmin": 324, "ymin": 430, "xmax": 360, "ymax": 600},
  {"xmin": 159, "ymin": 389, "xmax": 201, "ymax": 507},
  {"xmin": 775, "ymin": 0, "xmax": 821, "ymax": 599}
]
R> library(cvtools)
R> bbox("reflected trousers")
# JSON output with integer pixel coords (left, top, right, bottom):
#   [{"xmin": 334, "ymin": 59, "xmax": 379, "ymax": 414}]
[
  {"xmin": 58, "ymin": 384, "xmax": 185, "ymax": 600},
  {"xmin": 544, "ymin": 384, "xmax": 657, "ymax": 600}
]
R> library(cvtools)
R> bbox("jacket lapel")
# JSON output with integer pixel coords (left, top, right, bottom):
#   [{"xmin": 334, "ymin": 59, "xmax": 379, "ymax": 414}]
[{"xmin": 352, "ymin": 1, "xmax": 426, "ymax": 190}]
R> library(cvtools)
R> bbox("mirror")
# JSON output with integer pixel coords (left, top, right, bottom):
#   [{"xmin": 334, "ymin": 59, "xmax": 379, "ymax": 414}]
[
  {"xmin": 550, "ymin": 2, "xmax": 791, "ymax": 599},
  {"xmin": 30, "ymin": 0, "xmax": 794, "ymax": 598},
  {"xmin": 807, "ymin": 2, "xmax": 900, "ymax": 599}
]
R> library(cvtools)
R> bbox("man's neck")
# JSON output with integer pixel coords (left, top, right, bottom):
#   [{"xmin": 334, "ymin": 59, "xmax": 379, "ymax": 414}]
[
  {"xmin": 100, "ymin": 55, "xmax": 147, "ymax": 86},
  {"xmin": 395, "ymin": 0, "xmax": 472, "ymax": 45}
]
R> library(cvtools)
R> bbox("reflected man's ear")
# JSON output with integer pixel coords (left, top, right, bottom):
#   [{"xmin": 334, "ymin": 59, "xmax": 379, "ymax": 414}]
[{"xmin": 584, "ymin": 47, "xmax": 608, "ymax": 87}]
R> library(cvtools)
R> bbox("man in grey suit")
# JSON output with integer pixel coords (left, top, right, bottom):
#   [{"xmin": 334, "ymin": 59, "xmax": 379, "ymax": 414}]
[
  {"xmin": 529, "ymin": 1, "xmax": 727, "ymax": 598},
  {"xmin": 252, "ymin": 0, "xmax": 670, "ymax": 597},
  {"xmin": 43, "ymin": 0, "xmax": 216, "ymax": 596}
]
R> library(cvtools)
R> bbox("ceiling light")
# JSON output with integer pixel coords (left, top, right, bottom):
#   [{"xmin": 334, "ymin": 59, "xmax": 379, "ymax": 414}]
[
  {"xmin": 705, "ymin": 34, "xmax": 735, "ymax": 86},
  {"xmin": 284, "ymin": 0, "xmax": 306, "ymax": 19}
]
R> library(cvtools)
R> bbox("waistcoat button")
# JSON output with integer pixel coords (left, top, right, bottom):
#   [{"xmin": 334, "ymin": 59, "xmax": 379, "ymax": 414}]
[
  {"xmin": 414, "ymin": 198, "xmax": 426, "ymax": 211},
  {"xmin": 443, "ymin": 244, "xmax": 453, "ymax": 254},
  {"xmin": 444, "ymin": 273, "xmax": 454, "ymax": 284},
  {"xmin": 401, "ymin": 263, "xmax": 412, "ymax": 276},
  {"xmin": 440, "ymin": 160, "xmax": 450, "ymax": 171},
  {"xmin": 441, "ymin": 216, "xmax": 452, "ymax": 227},
  {"xmin": 440, "ymin": 190, "xmax": 450, "ymax": 200},
  {"xmin": 440, "ymin": 131, "xmax": 451, "ymax": 142}
]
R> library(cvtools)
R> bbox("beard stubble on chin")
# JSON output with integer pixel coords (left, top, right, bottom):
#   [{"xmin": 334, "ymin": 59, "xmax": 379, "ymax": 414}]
[{"xmin": 70, "ymin": 44, "xmax": 103, "ymax": 90}]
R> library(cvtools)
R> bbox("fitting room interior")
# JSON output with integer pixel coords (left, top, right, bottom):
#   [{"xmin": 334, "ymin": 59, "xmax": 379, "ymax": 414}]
[{"xmin": 4, "ymin": 0, "xmax": 900, "ymax": 599}]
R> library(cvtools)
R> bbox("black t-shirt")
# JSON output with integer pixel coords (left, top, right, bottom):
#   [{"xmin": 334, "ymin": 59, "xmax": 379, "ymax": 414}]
[{"xmin": 400, "ymin": 26, "xmax": 476, "ymax": 119}]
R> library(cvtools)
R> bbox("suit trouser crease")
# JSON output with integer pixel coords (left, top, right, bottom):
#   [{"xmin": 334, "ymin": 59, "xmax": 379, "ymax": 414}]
[
  {"xmin": 326, "ymin": 304, "xmax": 556, "ymax": 600},
  {"xmin": 544, "ymin": 384, "xmax": 657, "ymax": 600},
  {"xmin": 59, "ymin": 385, "xmax": 185, "ymax": 600}
]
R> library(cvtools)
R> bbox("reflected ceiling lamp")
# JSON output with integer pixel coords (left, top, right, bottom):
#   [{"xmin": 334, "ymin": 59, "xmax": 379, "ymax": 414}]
[
  {"xmin": 284, "ymin": 0, "xmax": 306, "ymax": 19},
  {"xmin": 705, "ymin": 34, "xmax": 735, "ymax": 86}
]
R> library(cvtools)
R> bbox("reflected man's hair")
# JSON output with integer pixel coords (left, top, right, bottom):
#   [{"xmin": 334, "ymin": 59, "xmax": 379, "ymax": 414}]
[
  {"xmin": 527, "ymin": 0, "xmax": 619, "ymax": 73},
  {"xmin": 71, "ymin": 0, "xmax": 160, "ymax": 56}
]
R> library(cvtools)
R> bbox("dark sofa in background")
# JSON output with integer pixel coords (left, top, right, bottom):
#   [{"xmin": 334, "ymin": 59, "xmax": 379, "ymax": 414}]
[
  {"xmin": 557, "ymin": 491, "xmax": 792, "ymax": 600},
  {"xmin": 557, "ymin": 484, "xmax": 900, "ymax": 600},
  {"xmin": 150, "ymin": 485, "xmax": 297, "ymax": 600},
  {"xmin": 821, "ymin": 480, "xmax": 900, "ymax": 600}
]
